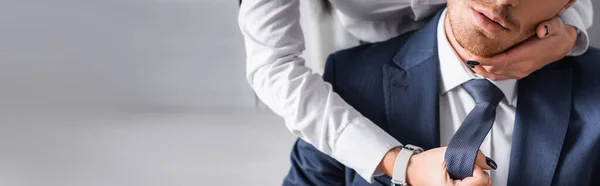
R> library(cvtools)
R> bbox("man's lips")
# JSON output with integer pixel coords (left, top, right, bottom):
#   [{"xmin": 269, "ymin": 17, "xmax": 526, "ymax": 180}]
[{"xmin": 472, "ymin": 7, "xmax": 509, "ymax": 30}]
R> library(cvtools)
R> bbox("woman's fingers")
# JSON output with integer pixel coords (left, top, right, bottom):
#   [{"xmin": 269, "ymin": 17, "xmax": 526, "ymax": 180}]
[
  {"xmin": 458, "ymin": 166, "xmax": 493, "ymax": 186},
  {"xmin": 475, "ymin": 150, "xmax": 496, "ymax": 171},
  {"xmin": 472, "ymin": 166, "xmax": 493, "ymax": 186},
  {"xmin": 482, "ymin": 65, "xmax": 532, "ymax": 79},
  {"xmin": 535, "ymin": 17, "xmax": 564, "ymax": 39},
  {"xmin": 469, "ymin": 37, "xmax": 544, "ymax": 79},
  {"xmin": 469, "ymin": 37, "xmax": 537, "ymax": 67},
  {"xmin": 472, "ymin": 65, "xmax": 512, "ymax": 81},
  {"xmin": 469, "ymin": 52, "xmax": 510, "ymax": 67}
]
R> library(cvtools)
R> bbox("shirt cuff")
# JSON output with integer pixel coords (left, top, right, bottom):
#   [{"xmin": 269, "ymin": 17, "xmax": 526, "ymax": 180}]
[
  {"xmin": 331, "ymin": 117, "xmax": 402, "ymax": 183},
  {"xmin": 559, "ymin": 7, "xmax": 590, "ymax": 56}
]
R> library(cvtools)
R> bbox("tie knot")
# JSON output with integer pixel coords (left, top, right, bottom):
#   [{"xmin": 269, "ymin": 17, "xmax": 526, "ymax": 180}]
[{"xmin": 462, "ymin": 79, "xmax": 505, "ymax": 105}]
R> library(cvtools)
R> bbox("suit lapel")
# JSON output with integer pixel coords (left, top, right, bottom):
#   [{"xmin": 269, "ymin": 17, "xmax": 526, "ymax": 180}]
[
  {"xmin": 508, "ymin": 61, "xmax": 574, "ymax": 186},
  {"xmin": 382, "ymin": 11, "xmax": 442, "ymax": 150},
  {"xmin": 383, "ymin": 59, "xmax": 440, "ymax": 149}
]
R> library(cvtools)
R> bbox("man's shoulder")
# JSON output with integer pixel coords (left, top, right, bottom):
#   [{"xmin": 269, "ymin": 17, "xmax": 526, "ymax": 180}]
[
  {"xmin": 322, "ymin": 32, "xmax": 417, "ymax": 89},
  {"xmin": 567, "ymin": 47, "xmax": 600, "ymax": 94},
  {"xmin": 575, "ymin": 47, "xmax": 600, "ymax": 64},
  {"xmin": 572, "ymin": 47, "xmax": 600, "ymax": 75},
  {"xmin": 329, "ymin": 32, "xmax": 416, "ymax": 67}
]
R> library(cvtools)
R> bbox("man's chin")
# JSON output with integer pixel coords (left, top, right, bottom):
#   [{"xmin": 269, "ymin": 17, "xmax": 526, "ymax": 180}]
[
  {"xmin": 470, "ymin": 46, "xmax": 506, "ymax": 57},
  {"xmin": 456, "ymin": 36, "xmax": 500, "ymax": 58}
]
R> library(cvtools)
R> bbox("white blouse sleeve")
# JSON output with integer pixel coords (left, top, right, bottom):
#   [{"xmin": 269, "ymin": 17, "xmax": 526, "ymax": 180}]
[
  {"xmin": 559, "ymin": 0, "xmax": 593, "ymax": 56},
  {"xmin": 238, "ymin": 0, "xmax": 403, "ymax": 182}
]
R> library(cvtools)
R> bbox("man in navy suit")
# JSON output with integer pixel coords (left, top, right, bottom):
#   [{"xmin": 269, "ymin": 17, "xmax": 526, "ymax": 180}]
[{"xmin": 283, "ymin": 0, "xmax": 600, "ymax": 185}]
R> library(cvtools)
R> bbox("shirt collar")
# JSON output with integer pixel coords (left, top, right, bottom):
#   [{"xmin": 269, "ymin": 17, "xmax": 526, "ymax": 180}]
[{"xmin": 437, "ymin": 9, "xmax": 518, "ymax": 106}]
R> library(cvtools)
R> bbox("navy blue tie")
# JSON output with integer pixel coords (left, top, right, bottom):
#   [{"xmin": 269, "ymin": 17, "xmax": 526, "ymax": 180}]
[{"xmin": 445, "ymin": 79, "xmax": 505, "ymax": 180}]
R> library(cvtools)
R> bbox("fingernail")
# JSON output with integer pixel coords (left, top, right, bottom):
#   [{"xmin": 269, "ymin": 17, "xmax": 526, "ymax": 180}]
[
  {"xmin": 486, "ymin": 157, "xmax": 498, "ymax": 170},
  {"xmin": 466, "ymin": 60, "xmax": 480, "ymax": 68},
  {"xmin": 545, "ymin": 25, "xmax": 550, "ymax": 36}
]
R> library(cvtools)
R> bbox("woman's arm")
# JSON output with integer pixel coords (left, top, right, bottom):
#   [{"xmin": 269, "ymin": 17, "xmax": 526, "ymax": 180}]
[{"xmin": 238, "ymin": 0, "xmax": 405, "ymax": 182}]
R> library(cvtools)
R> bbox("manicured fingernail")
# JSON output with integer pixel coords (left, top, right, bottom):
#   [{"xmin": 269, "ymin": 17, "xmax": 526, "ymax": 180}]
[
  {"xmin": 545, "ymin": 25, "xmax": 550, "ymax": 36},
  {"xmin": 466, "ymin": 60, "xmax": 480, "ymax": 68},
  {"xmin": 486, "ymin": 157, "xmax": 498, "ymax": 170}
]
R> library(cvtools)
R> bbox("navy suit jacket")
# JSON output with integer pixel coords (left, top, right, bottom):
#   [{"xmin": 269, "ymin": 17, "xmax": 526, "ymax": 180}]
[{"xmin": 283, "ymin": 11, "xmax": 600, "ymax": 186}]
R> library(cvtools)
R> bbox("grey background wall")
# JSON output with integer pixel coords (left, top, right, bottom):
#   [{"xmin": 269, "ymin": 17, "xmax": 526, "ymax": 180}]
[
  {"xmin": 0, "ymin": 0, "xmax": 254, "ymax": 114},
  {"xmin": 0, "ymin": 1, "xmax": 292, "ymax": 186},
  {"xmin": 590, "ymin": 3, "xmax": 600, "ymax": 46},
  {"xmin": 0, "ymin": 1, "xmax": 597, "ymax": 186}
]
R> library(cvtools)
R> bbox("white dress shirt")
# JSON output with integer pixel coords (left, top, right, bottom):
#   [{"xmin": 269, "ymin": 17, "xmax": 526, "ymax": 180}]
[
  {"xmin": 437, "ymin": 9, "xmax": 517, "ymax": 186},
  {"xmin": 238, "ymin": 0, "xmax": 593, "ymax": 182}
]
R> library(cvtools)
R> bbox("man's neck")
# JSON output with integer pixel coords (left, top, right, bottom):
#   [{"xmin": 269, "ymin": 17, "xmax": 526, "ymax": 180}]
[{"xmin": 444, "ymin": 14, "xmax": 474, "ymax": 63}]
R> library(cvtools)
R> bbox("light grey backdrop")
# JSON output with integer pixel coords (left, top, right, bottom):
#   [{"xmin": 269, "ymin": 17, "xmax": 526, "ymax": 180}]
[
  {"xmin": 0, "ymin": 1, "xmax": 597, "ymax": 186},
  {"xmin": 589, "ymin": 3, "xmax": 600, "ymax": 46},
  {"xmin": 0, "ymin": 1, "xmax": 293, "ymax": 186},
  {"xmin": 0, "ymin": 0, "xmax": 254, "ymax": 113}
]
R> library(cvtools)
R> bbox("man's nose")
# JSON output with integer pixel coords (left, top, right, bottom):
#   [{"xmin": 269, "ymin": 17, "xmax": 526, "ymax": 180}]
[{"xmin": 496, "ymin": 0, "xmax": 519, "ymax": 7}]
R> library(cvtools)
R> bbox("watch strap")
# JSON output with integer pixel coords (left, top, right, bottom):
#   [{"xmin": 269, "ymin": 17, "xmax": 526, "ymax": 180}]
[{"xmin": 391, "ymin": 147, "xmax": 415, "ymax": 186}]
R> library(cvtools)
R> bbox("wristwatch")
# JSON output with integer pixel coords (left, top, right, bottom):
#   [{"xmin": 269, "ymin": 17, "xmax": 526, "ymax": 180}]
[{"xmin": 391, "ymin": 144, "xmax": 424, "ymax": 186}]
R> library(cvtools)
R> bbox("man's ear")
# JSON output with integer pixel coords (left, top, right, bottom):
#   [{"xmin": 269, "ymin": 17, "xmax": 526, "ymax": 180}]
[{"xmin": 557, "ymin": 0, "xmax": 576, "ymax": 15}]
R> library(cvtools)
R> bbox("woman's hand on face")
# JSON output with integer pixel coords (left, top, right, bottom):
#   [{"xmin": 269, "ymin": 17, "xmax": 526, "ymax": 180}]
[{"xmin": 470, "ymin": 16, "xmax": 578, "ymax": 81}]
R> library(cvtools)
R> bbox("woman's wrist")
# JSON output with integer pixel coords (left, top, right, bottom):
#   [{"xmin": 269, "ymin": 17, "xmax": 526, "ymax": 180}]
[
  {"xmin": 377, "ymin": 147, "xmax": 401, "ymax": 176},
  {"xmin": 564, "ymin": 25, "xmax": 579, "ymax": 55}
]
